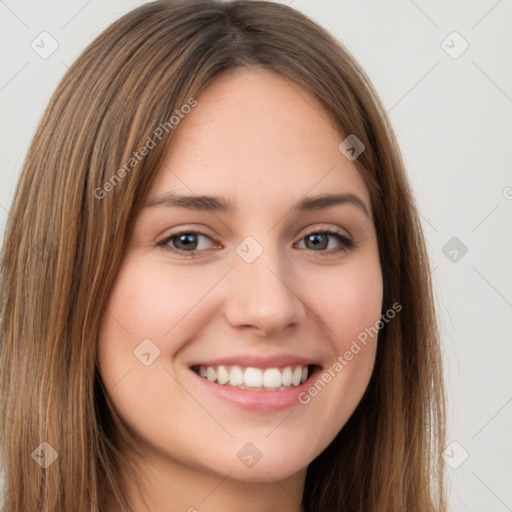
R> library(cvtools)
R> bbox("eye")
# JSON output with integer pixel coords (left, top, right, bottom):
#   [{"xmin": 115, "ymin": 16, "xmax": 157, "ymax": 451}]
[
  {"xmin": 295, "ymin": 229, "xmax": 353, "ymax": 253},
  {"xmin": 157, "ymin": 230, "xmax": 216, "ymax": 257}
]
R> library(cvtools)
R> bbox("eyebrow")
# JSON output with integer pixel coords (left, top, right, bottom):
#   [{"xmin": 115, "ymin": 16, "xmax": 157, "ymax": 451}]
[{"xmin": 145, "ymin": 192, "xmax": 370, "ymax": 218}]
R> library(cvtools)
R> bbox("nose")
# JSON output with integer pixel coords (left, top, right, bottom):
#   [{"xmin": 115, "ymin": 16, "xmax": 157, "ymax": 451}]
[{"xmin": 223, "ymin": 245, "xmax": 306, "ymax": 338}]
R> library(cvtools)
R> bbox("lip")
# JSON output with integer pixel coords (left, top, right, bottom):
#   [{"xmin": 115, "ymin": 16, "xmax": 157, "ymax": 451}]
[
  {"xmin": 189, "ymin": 363, "xmax": 323, "ymax": 413},
  {"xmin": 187, "ymin": 354, "xmax": 320, "ymax": 369}
]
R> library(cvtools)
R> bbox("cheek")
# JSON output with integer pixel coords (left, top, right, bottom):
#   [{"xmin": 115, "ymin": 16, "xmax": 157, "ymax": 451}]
[
  {"xmin": 101, "ymin": 263, "xmax": 187, "ymax": 337},
  {"xmin": 301, "ymin": 259, "xmax": 383, "ymax": 430},
  {"xmin": 96, "ymin": 258, "xmax": 228, "ymax": 415},
  {"xmin": 98, "ymin": 258, "xmax": 219, "ymax": 355},
  {"xmin": 96, "ymin": 260, "xmax": 214, "ymax": 447},
  {"xmin": 312, "ymin": 258, "xmax": 383, "ymax": 346},
  {"xmin": 96, "ymin": 259, "xmax": 185, "ymax": 398}
]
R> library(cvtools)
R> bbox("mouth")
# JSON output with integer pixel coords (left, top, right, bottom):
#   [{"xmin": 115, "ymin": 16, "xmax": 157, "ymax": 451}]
[
  {"xmin": 188, "ymin": 361, "xmax": 323, "ymax": 412},
  {"xmin": 190, "ymin": 363, "xmax": 318, "ymax": 391}
]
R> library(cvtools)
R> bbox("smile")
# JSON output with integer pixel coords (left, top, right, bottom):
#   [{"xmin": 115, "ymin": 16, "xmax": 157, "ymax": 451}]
[
  {"xmin": 191, "ymin": 364, "xmax": 312, "ymax": 391},
  {"xmin": 188, "ymin": 355, "xmax": 323, "ymax": 412}
]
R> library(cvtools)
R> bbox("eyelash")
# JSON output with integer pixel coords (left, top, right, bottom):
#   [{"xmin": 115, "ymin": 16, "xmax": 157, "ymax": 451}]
[{"xmin": 157, "ymin": 227, "xmax": 354, "ymax": 259}]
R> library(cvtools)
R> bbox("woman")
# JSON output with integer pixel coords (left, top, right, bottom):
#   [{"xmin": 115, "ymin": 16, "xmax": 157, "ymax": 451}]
[{"xmin": 0, "ymin": 1, "xmax": 446, "ymax": 511}]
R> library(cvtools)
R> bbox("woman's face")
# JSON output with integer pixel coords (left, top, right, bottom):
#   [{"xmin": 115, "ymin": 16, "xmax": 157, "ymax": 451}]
[{"xmin": 98, "ymin": 67, "xmax": 383, "ymax": 484}]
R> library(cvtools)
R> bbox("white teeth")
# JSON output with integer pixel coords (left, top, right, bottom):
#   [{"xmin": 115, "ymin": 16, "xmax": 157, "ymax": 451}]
[
  {"xmin": 281, "ymin": 366, "xmax": 292, "ymax": 386},
  {"xmin": 263, "ymin": 368, "xmax": 282, "ymax": 388},
  {"xmin": 206, "ymin": 367, "xmax": 216, "ymax": 383},
  {"xmin": 217, "ymin": 365, "xmax": 230, "ymax": 385},
  {"xmin": 291, "ymin": 367, "xmax": 302, "ymax": 386},
  {"xmin": 229, "ymin": 365, "xmax": 244, "ymax": 386},
  {"xmin": 194, "ymin": 364, "xmax": 311, "ymax": 390},
  {"xmin": 244, "ymin": 367, "xmax": 263, "ymax": 387}
]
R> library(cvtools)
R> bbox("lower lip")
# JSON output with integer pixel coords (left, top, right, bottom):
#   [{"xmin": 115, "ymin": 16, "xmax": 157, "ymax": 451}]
[{"xmin": 190, "ymin": 366, "xmax": 322, "ymax": 412}]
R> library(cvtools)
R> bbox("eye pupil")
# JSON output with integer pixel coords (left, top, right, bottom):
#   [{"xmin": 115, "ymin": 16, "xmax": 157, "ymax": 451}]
[
  {"xmin": 175, "ymin": 234, "xmax": 197, "ymax": 250},
  {"xmin": 306, "ymin": 233, "xmax": 328, "ymax": 250}
]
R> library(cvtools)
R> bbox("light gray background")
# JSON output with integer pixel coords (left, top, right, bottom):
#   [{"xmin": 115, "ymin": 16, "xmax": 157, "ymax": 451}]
[{"xmin": 1, "ymin": 1, "xmax": 511, "ymax": 510}]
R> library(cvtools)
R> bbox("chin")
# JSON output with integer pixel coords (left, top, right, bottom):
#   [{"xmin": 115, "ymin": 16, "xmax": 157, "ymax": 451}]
[{"xmin": 198, "ymin": 438, "xmax": 315, "ymax": 483}]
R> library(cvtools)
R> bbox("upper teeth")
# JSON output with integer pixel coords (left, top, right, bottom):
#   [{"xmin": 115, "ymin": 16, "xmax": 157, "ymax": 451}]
[{"xmin": 195, "ymin": 365, "xmax": 309, "ymax": 390}]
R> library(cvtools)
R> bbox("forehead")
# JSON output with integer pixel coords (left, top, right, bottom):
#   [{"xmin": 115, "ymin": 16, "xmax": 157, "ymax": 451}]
[{"xmin": 150, "ymin": 67, "xmax": 371, "ymax": 211}]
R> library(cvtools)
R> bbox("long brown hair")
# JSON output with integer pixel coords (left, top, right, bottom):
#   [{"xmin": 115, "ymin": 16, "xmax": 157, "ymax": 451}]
[{"xmin": 0, "ymin": 1, "xmax": 446, "ymax": 510}]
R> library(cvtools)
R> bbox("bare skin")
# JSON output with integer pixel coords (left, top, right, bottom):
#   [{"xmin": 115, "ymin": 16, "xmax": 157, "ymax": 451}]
[{"xmin": 98, "ymin": 67, "xmax": 383, "ymax": 512}]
